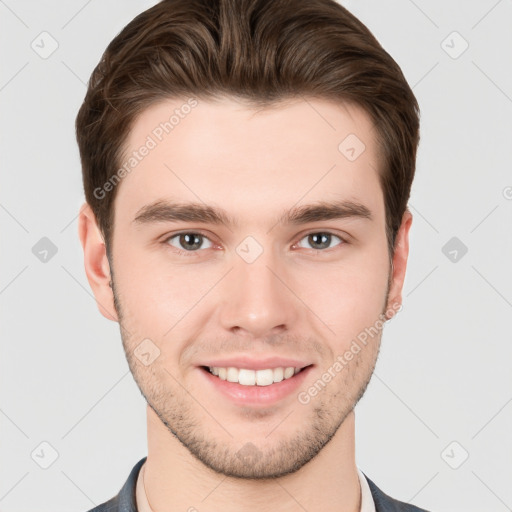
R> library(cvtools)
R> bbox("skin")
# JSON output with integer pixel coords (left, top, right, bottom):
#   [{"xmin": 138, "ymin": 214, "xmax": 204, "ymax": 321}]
[{"xmin": 79, "ymin": 96, "xmax": 412, "ymax": 512}]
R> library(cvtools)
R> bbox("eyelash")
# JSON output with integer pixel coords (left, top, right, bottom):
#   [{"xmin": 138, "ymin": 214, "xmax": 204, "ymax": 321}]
[{"xmin": 161, "ymin": 230, "xmax": 348, "ymax": 258}]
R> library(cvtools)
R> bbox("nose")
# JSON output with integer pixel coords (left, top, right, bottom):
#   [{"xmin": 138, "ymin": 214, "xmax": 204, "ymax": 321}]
[{"xmin": 217, "ymin": 242, "xmax": 300, "ymax": 339}]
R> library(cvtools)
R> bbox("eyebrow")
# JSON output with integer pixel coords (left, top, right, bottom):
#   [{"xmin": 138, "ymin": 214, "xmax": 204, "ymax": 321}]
[{"xmin": 132, "ymin": 198, "xmax": 372, "ymax": 229}]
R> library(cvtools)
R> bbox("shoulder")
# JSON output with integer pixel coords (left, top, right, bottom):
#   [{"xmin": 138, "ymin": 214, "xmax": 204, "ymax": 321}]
[
  {"xmin": 363, "ymin": 472, "xmax": 432, "ymax": 512},
  {"xmin": 85, "ymin": 496, "xmax": 120, "ymax": 512},
  {"xmin": 84, "ymin": 456, "xmax": 147, "ymax": 512}
]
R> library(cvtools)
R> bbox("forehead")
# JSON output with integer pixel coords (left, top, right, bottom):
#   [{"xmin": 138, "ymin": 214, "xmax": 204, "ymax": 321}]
[{"xmin": 115, "ymin": 96, "xmax": 384, "ymax": 227}]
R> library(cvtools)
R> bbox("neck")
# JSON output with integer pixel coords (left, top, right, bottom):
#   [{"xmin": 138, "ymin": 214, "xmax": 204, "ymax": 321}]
[{"xmin": 143, "ymin": 405, "xmax": 361, "ymax": 512}]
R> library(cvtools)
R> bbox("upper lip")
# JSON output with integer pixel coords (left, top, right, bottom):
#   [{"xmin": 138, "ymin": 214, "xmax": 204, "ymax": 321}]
[{"xmin": 197, "ymin": 356, "xmax": 313, "ymax": 371}]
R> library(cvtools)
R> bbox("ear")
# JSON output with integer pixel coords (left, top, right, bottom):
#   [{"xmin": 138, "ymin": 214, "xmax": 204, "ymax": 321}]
[
  {"xmin": 77, "ymin": 202, "xmax": 119, "ymax": 322},
  {"xmin": 385, "ymin": 209, "xmax": 413, "ymax": 318}
]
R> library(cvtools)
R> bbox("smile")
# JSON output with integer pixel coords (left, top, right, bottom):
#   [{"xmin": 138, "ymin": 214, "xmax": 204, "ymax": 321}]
[
  {"xmin": 199, "ymin": 364, "xmax": 314, "ymax": 406},
  {"xmin": 205, "ymin": 366, "xmax": 305, "ymax": 386}
]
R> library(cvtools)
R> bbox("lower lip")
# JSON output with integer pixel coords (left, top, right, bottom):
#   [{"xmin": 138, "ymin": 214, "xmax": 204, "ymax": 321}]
[{"xmin": 198, "ymin": 365, "xmax": 314, "ymax": 406}]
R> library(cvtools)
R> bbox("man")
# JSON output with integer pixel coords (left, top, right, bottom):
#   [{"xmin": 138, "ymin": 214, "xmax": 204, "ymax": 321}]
[{"xmin": 76, "ymin": 0, "xmax": 429, "ymax": 510}]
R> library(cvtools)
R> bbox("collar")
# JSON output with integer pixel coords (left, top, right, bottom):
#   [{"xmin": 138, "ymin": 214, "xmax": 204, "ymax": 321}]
[{"xmin": 136, "ymin": 460, "xmax": 375, "ymax": 512}]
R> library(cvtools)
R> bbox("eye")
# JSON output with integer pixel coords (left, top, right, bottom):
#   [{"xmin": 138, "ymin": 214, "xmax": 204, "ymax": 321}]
[
  {"xmin": 295, "ymin": 232, "xmax": 345, "ymax": 251},
  {"xmin": 164, "ymin": 232, "xmax": 213, "ymax": 254},
  {"xmin": 162, "ymin": 230, "xmax": 346, "ymax": 257}
]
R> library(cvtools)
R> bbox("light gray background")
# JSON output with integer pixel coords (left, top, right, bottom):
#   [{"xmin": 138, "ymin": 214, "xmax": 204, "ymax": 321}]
[{"xmin": 1, "ymin": 1, "xmax": 511, "ymax": 511}]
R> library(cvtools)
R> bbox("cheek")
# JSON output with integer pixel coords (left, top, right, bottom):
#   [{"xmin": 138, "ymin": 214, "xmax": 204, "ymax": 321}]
[
  {"xmin": 117, "ymin": 266, "xmax": 203, "ymax": 331},
  {"xmin": 114, "ymin": 261, "xmax": 195, "ymax": 376},
  {"xmin": 296, "ymin": 250, "xmax": 389, "ymax": 342},
  {"xmin": 112, "ymin": 244, "xmax": 181, "ymax": 328},
  {"xmin": 112, "ymin": 244, "xmax": 221, "ymax": 360}
]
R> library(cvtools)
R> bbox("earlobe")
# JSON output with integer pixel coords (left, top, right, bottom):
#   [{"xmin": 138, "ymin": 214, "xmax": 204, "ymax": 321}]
[
  {"xmin": 78, "ymin": 202, "xmax": 119, "ymax": 322},
  {"xmin": 385, "ymin": 209, "xmax": 413, "ymax": 317}
]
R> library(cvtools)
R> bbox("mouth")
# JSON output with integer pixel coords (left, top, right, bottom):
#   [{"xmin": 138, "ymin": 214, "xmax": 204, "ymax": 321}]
[
  {"xmin": 200, "ymin": 365, "xmax": 313, "ymax": 386},
  {"xmin": 198, "ymin": 364, "xmax": 314, "ymax": 406}
]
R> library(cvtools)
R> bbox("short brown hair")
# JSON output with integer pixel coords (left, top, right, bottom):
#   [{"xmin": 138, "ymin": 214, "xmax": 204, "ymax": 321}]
[{"xmin": 76, "ymin": 0, "xmax": 420, "ymax": 258}]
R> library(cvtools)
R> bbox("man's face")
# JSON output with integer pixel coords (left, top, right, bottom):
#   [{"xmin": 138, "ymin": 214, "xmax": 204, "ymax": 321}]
[{"xmin": 97, "ymin": 96, "xmax": 409, "ymax": 479}]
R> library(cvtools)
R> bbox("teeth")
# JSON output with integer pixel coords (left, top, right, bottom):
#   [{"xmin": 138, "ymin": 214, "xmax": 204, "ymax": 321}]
[
  {"xmin": 273, "ymin": 367, "xmax": 284, "ymax": 382},
  {"xmin": 226, "ymin": 367, "xmax": 238, "ymax": 383},
  {"xmin": 208, "ymin": 366, "xmax": 302, "ymax": 386},
  {"xmin": 238, "ymin": 368, "xmax": 256, "ymax": 386},
  {"xmin": 284, "ymin": 367, "xmax": 295, "ymax": 379},
  {"xmin": 256, "ymin": 369, "xmax": 274, "ymax": 386}
]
